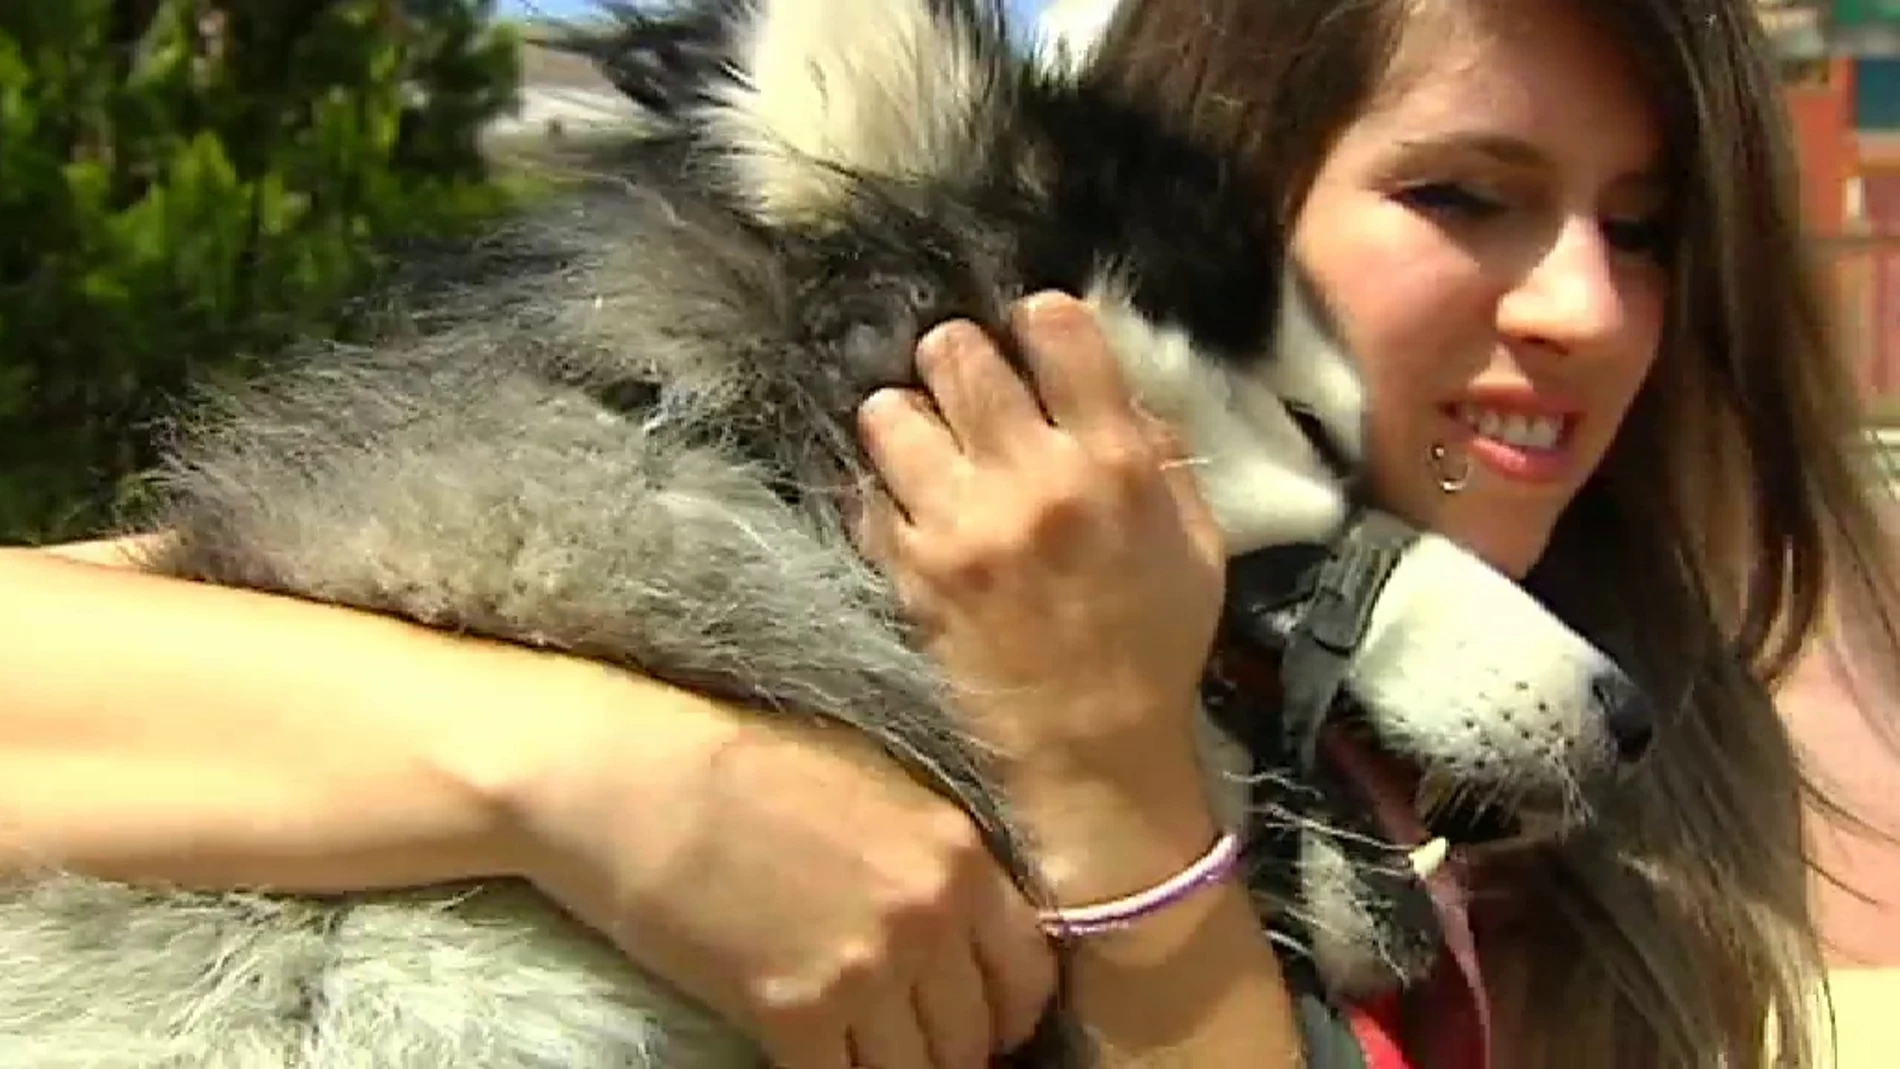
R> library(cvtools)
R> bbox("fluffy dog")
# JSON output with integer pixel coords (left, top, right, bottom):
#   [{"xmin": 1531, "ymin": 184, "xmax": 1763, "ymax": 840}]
[{"xmin": 0, "ymin": 0, "xmax": 1654, "ymax": 1064}]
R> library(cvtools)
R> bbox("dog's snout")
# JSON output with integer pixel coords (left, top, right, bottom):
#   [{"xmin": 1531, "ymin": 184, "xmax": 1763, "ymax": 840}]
[{"xmin": 1592, "ymin": 672, "xmax": 1655, "ymax": 763}]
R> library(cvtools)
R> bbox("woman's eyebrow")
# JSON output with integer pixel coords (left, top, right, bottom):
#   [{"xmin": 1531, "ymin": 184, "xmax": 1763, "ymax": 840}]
[
  {"xmin": 1393, "ymin": 131, "xmax": 1549, "ymax": 169},
  {"xmin": 1392, "ymin": 130, "xmax": 1668, "ymax": 195}
]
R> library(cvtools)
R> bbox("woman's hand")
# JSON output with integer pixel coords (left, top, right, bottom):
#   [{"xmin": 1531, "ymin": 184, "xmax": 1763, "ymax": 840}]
[
  {"xmin": 854, "ymin": 292, "xmax": 1229, "ymax": 897},
  {"xmin": 856, "ymin": 294, "xmax": 1225, "ymax": 788},
  {"xmin": 489, "ymin": 679, "xmax": 1057, "ymax": 1069}
]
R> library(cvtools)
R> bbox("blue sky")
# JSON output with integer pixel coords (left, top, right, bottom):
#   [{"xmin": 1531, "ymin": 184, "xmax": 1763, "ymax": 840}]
[{"xmin": 499, "ymin": 0, "xmax": 1048, "ymax": 22}]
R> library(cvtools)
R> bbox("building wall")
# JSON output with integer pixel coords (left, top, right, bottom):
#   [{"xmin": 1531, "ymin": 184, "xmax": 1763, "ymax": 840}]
[
  {"xmin": 1857, "ymin": 168, "xmax": 1900, "ymax": 400},
  {"xmin": 1784, "ymin": 59, "xmax": 1900, "ymax": 405},
  {"xmin": 1787, "ymin": 60, "xmax": 1858, "ymax": 231},
  {"xmin": 1858, "ymin": 57, "xmax": 1900, "ymax": 129}
]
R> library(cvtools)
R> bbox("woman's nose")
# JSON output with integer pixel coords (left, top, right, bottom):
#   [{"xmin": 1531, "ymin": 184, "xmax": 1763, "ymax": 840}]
[{"xmin": 1494, "ymin": 216, "xmax": 1634, "ymax": 356}]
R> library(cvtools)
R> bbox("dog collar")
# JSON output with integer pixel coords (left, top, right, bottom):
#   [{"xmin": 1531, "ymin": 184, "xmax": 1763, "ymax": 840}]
[{"xmin": 1215, "ymin": 508, "xmax": 1420, "ymax": 773}]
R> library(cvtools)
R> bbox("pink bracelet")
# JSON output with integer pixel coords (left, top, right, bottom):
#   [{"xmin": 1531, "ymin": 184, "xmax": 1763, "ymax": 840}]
[{"xmin": 1037, "ymin": 830, "xmax": 1243, "ymax": 937}]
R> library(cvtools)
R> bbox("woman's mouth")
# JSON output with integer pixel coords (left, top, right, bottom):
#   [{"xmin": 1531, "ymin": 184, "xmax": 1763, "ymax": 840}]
[{"xmin": 1441, "ymin": 401, "xmax": 1580, "ymax": 484}]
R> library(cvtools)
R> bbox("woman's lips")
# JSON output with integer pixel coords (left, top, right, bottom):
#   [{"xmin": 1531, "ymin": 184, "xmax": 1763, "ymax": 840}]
[{"xmin": 1440, "ymin": 400, "xmax": 1581, "ymax": 485}]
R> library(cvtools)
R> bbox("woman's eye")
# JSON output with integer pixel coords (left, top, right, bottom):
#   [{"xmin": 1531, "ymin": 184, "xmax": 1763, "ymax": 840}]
[
  {"xmin": 1601, "ymin": 215, "xmax": 1672, "ymax": 259},
  {"xmin": 1395, "ymin": 182, "xmax": 1507, "ymax": 220}
]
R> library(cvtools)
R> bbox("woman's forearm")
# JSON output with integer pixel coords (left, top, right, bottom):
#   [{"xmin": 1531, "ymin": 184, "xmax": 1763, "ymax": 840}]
[
  {"xmin": 1074, "ymin": 881, "xmax": 1301, "ymax": 1067},
  {"xmin": 34, "ymin": 532, "xmax": 174, "ymax": 569},
  {"xmin": 0, "ymin": 545, "xmax": 622, "ymax": 892},
  {"xmin": 1026, "ymin": 763, "xmax": 1302, "ymax": 1066}
]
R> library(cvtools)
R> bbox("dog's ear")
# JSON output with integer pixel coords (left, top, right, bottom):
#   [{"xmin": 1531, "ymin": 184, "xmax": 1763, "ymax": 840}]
[
  {"xmin": 560, "ymin": 1, "xmax": 739, "ymax": 124},
  {"xmin": 600, "ymin": 0, "xmax": 1014, "ymax": 226}
]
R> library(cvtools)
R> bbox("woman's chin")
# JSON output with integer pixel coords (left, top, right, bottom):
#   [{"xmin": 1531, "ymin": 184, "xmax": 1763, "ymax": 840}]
[{"xmin": 1431, "ymin": 521, "xmax": 1551, "ymax": 583}]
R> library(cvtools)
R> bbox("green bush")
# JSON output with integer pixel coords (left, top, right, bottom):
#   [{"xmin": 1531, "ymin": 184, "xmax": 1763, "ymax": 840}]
[{"xmin": 0, "ymin": 0, "xmax": 524, "ymax": 543}]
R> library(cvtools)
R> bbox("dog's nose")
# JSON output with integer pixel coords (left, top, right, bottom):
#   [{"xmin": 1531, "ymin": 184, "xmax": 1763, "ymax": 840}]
[{"xmin": 1592, "ymin": 672, "xmax": 1655, "ymax": 762}]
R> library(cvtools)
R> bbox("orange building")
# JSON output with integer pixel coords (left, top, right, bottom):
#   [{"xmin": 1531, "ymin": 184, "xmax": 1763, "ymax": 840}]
[{"xmin": 1782, "ymin": 54, "xmax": 1900, "ymax": 407}]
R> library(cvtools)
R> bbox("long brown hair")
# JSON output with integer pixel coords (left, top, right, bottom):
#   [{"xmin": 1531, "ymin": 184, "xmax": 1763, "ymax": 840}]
[{"xmin": 1086, "ymin": 0, "xmax": 1900, "ymax": 1064}]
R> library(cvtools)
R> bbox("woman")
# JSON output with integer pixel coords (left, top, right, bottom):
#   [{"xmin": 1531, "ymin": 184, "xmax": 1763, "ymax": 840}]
[{"xmin": 2, "ymin": 0, "xmax": 1889, "ymax": 1066}]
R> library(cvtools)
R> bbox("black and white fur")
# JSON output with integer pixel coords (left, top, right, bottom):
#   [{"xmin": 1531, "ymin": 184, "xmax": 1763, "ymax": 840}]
[{"xmin": 0, "ymin": 0, "xmax": 1653, "ymax": 1064}]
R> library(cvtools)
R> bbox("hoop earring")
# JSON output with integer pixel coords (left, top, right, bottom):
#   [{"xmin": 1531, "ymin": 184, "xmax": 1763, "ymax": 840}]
[{"xmin": 1429, "ymin": 441, "xmax": 1472, "ymax": 494}]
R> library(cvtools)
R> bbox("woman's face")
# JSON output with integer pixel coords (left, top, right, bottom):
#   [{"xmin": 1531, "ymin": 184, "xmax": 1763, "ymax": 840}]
[{"xmin": 1290, "ymin": 0, "xmax": 1671, "ymax": 578}]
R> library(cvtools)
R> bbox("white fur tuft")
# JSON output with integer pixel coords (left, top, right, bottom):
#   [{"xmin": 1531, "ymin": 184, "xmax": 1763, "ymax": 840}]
[
  {"xmin": 1261, "ymin": 272, "xmax": 1366, "ymax": 466},
  {"xmin": 707, "ymin": 0, "xmax": 1003, "ymax": 224},
  {"xmin": 1082, "ymin": 276, "xmax": 1357, "ymax": 553},
  {"xmin": 1298, "ymin": 835, "xmax": 1414, "ymax": 997}
]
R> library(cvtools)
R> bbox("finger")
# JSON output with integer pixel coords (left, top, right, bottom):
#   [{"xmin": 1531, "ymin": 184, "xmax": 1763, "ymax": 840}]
[
  {"xmin": 857, "ymin": 387, "xmax": 963, "ymax": 525},
  {"xmin": 1136, "ymin": 407, "xmax": 1227, "ymax": 563},
  {"xmin": 846, "ymin": 990, "xmax": 937, "ymax": 1069},
  {"xmin": 914, "ymin": 945, "xmax": 995, "ymax": 1069},
  {"xmin": 1009, "ymin": 291, "xmax": 1138, "ymax": 438},
  {"xmin": 850, "ymin": 485, "xmax": 944, "ymax": 637},
  {"xmin": 760, "ymin": 1020, "xmax": 853, "ymax": 1069},
  {"xmin": 850, "ymin": 477, "xmax": 906, "ymax": 561},
  {"xmin": 914, "ymin": 319, "xmax": 1049, "ymax": 461},
  {"xmin": 969, "ymin": 877, "xmax": 1060, "ymax": 1053}
]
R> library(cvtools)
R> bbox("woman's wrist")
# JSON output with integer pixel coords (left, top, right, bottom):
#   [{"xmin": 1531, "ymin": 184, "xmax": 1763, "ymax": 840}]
[
  {"xmin": 445, "ymin": 656, "xmax": 748, "ymax": 887},
  {"xmin": 1008, "ymin": 734, "xmax": 1224, "ymax": 909},
  {"xmin": 455, "ymin": 661, "xmax": 1226, "ymax": 917},
  {"xmin": 404, "ymin": 652, "xmax": 586, "ymax": 884}
]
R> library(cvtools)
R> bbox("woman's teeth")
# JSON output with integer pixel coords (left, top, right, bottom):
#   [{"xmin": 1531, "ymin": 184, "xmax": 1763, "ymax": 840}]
[{"xmin": 1455, "ymin": 404, "xmax": 1564, "ymax": 450}]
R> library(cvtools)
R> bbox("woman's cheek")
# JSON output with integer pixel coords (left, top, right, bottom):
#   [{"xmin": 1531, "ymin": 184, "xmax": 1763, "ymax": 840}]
[{"xmin": 1359, "ymin": 384, "xmax": 1443, "ymax": 531}]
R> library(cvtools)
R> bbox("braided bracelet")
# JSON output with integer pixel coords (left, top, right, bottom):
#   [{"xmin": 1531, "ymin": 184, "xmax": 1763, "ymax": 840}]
[{"xmin": 1037, "ymin": 830, "xmax": 1243, "ymax": 937}]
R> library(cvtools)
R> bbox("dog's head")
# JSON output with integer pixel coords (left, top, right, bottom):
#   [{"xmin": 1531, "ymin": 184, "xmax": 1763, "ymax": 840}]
[{"xmin": 582, "ymin": 0, "xmax": 1654, "ymax": 994}]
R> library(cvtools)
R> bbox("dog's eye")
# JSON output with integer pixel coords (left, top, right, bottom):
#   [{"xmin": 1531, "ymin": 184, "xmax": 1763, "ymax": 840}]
[{"xmin": 1284, "ymin": 401, "xmax": 1348, "ymax": 474}]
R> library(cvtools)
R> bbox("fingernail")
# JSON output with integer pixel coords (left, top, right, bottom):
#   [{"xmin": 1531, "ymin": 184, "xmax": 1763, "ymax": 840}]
[
  {"xmin": 860, "ymin": 387, "xmax": 902, "ymax": 417},
  {"xmin": 918, "ymin": 322, "xmax": 955, "ymax": 360},
  {"xmin": 1013, "ymin": 290, "xmax": 1077, "ymax": 330}
]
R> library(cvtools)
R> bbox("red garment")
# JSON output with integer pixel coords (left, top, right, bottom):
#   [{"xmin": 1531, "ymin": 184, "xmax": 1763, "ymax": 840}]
[
  {"xmin": 1345, "ymin": 990, "xmax": 1411, "ymax": 1069},
  {"xmin": 1343, "ymin": 944, "xmax": 1491, "ymax": 1069}
]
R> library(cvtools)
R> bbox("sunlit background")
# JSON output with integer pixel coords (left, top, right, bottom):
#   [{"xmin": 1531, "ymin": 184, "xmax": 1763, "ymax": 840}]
[{"xmin": 499, "ymin": 0, "xmax": 1053, "ymax": 22}]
